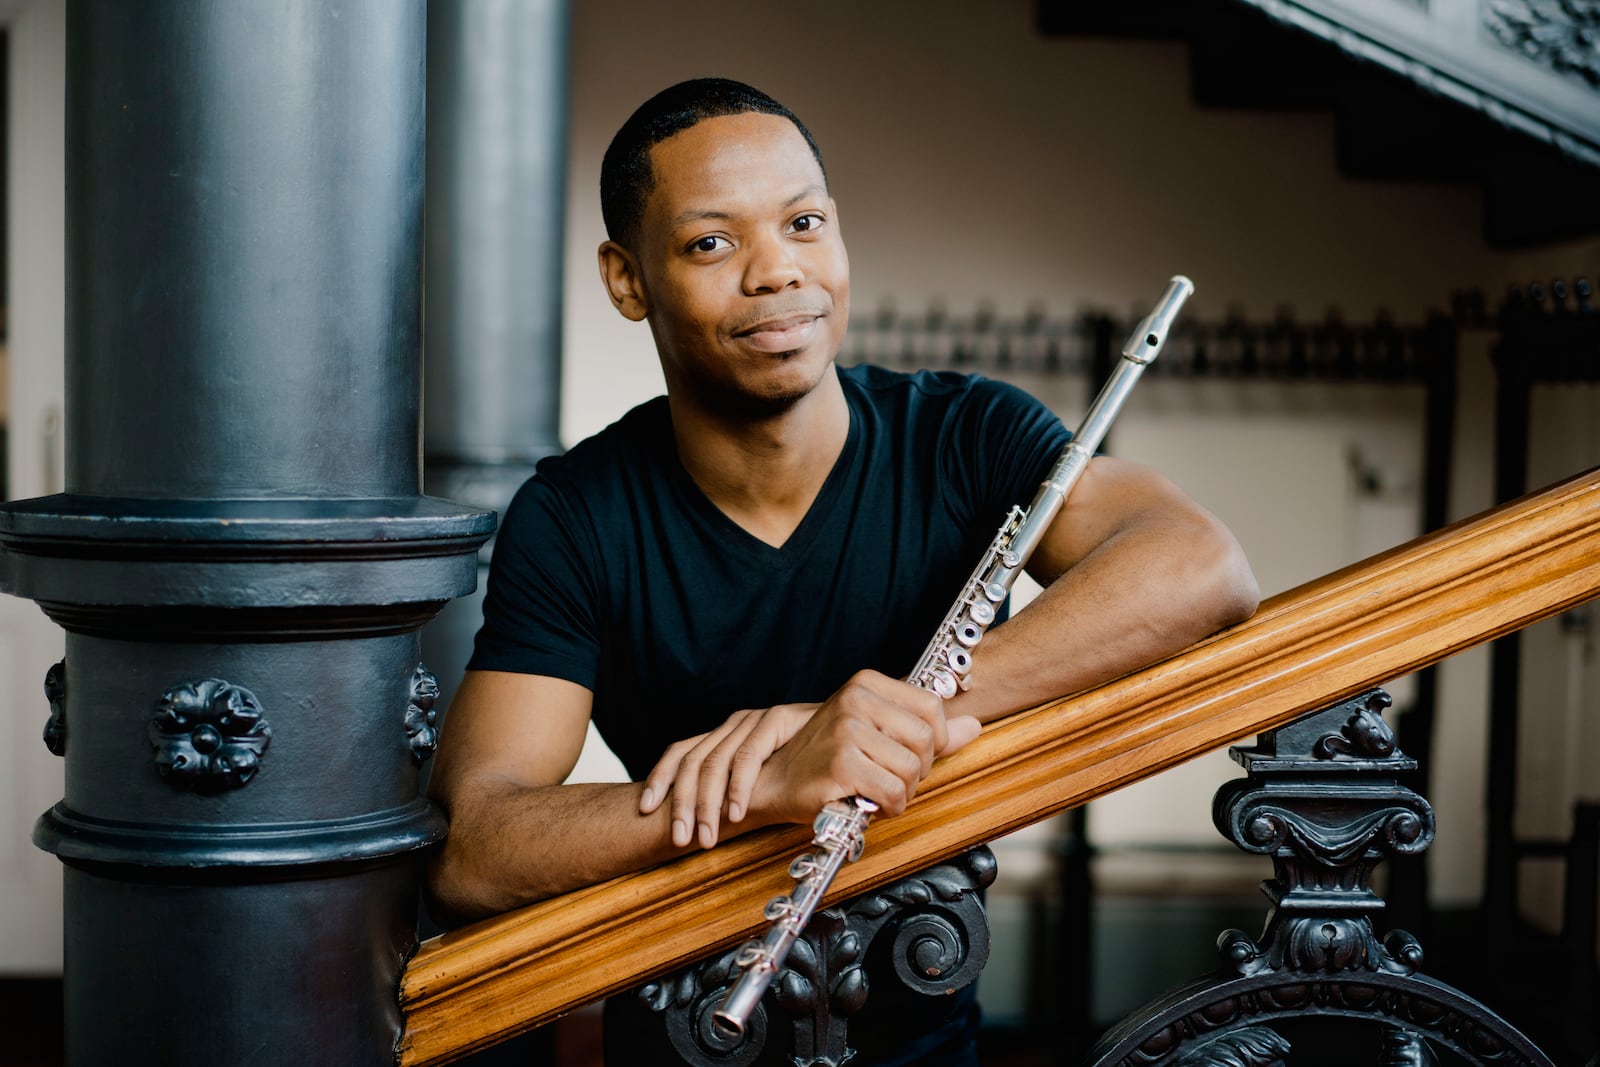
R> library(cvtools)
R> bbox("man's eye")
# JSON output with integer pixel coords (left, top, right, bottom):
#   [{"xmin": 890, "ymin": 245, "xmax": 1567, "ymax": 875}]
[
  {"xmin": 790, "ymin": 214, "xmax": 824, "ymax": 234},
  {"xmin": 690, "ymin": 235, "xmax": 730, "ymax": 253}
]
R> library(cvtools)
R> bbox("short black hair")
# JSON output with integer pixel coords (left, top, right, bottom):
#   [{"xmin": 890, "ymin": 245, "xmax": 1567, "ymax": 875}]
[{"xmin": 599, "ymin": 77, "xmax": 828, "ymax": 250}]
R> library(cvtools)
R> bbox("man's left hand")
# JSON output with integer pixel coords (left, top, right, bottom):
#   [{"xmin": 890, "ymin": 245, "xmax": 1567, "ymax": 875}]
[{"xmin": 639, "ymin": 703, "xmax": 818, "ymax": 849}]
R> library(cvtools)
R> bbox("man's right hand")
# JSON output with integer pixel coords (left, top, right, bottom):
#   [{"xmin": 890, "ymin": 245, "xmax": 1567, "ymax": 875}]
[{"xmin": 639, "ymin": 670, "xmax": 980, "ymax": 849}]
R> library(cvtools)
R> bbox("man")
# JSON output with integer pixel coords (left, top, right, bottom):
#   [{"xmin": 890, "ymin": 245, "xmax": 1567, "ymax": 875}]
[{"xmin": 427, "ymin": 78, "xmax": 1259, "ymax": 1064}]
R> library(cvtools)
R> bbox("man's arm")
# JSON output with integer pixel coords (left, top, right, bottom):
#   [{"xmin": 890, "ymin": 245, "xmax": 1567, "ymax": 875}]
[
  {"xmin": 426, "ymin": 670, "xmax": 686, "ymax": 920},
  {"xmin": 946, "ymin": 453, "xmax": 1259, "ymax": 723},
  {"xmin": 427, "ymin": 668, "xmax": 970, "ymax": 920}
]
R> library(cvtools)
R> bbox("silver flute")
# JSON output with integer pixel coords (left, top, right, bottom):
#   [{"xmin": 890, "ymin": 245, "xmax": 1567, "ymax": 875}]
[{"xmin": 712, "ymin": 275, "xmax": 1195, "ymax": 1039}]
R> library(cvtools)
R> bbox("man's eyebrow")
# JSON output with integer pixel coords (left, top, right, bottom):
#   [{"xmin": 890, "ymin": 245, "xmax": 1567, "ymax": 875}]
[
  {"xmin": 666, "ymin": 185, "xmax": 828, "ymax": 231},
  {"xmin": 668, "ymin": 208, "xmax": 733, "ymax": 230},
  {"xmin": 781, "ymin": 184, "xmax": 827, "ymax": 209}
]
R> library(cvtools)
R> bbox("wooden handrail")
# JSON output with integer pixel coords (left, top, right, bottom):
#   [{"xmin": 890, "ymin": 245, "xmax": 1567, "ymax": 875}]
[{"xmin": 399, "ymin": 468, "xmax": 1600, "ymax": 1066}]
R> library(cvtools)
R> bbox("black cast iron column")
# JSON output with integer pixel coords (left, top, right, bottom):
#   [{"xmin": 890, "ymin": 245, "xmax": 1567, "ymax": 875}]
[
  {"xmin": 421, "ymin": 0, "xmax": 570, "ymax": 714},
  {"xmin": 0, "ymin": 4, "xmax": 493, "ymax": 1065}
]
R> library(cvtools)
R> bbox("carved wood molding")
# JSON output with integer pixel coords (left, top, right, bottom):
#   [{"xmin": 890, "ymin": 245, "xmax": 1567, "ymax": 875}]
[{"xmin": 398, "ymin": 467, "xmax": 1600, "ymax": 1066}]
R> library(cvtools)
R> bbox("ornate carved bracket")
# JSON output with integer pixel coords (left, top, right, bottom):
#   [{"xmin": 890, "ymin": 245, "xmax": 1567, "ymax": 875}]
[
  {"xmin": 1088, "ymin": 689, "xmax": 1555, "ymax": 1066},
  {"xmin": 641, "ymin": 846, "xmax": 996, "ymax": 1066},
  {"xmin": 406, "ymin": 664, "xmax": 440, "ymax": 763},
  {"xmin": 43, "ymin": 659, "xmax": 67, "ymax": 756},
  {"xmin": 148, "ymin": 678, "xmax": 272, "ymax": 792}
]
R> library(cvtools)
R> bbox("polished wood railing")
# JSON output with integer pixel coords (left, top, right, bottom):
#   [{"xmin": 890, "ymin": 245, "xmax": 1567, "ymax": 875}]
[{"xmin": 398, "ymin": 468, "xmax": 1600, "ymax": 1066}]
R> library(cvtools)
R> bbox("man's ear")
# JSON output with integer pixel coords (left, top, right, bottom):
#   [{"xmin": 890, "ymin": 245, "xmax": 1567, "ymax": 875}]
[{"xmin": 598, "ymin": 240, "xmax": 649, "ymax": 322}]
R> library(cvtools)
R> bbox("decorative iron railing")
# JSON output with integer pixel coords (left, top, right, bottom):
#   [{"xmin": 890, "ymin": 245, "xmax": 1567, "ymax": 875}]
[{"xmin": 1087, "ymin": 688, "xmax": 1556, "ymax": 1067}]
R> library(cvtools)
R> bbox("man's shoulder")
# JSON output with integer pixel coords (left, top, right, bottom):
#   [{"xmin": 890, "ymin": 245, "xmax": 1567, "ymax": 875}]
[
  {"xmin": 534, "ymin": 395, "xmax": 672, "ymax": 486},
  {"xmin": 499, "ymin": 395, "xmax": 671, "ymax": 537}
]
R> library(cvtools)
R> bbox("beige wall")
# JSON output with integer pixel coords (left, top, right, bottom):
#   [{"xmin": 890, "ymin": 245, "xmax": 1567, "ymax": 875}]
[
  {"xmin": 560, "ymin": 0, "xmax": 1600, "ymax": 917},
  {"xmin": 2, "ymin": 0, "xmax": 67, "ymax": 976}
]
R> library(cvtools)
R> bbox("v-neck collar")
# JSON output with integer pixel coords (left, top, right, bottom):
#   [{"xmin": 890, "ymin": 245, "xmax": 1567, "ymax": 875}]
[{"xmin": 667, "ymin": 393, "xmax": 862, "ymax": 568}]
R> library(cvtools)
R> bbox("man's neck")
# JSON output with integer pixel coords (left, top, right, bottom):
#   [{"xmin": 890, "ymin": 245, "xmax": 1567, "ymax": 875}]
[{"xmin": 668, "ymin": 368, "xmax": 850, "ymax": 548}]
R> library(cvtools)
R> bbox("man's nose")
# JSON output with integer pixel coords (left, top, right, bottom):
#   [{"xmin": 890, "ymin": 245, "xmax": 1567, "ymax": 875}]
[{"xmin": 742, "ymin": 233, "xmax": 803, "ymax": 294}]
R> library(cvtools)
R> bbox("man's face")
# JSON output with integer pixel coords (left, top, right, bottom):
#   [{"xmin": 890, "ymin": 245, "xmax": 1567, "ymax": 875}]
[{"xmin": 622, "ymin": 111, "xmax": 850, "ymax": 416}]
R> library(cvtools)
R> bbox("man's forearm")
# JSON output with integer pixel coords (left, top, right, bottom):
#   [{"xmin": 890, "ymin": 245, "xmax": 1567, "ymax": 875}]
[
  {"xmin": 947, "ymin": 510, "xmax": 1258, "ymax": 724},
  {"xmin": 428, "ymin": 778, "xmax": 698, "ymax": 921}
]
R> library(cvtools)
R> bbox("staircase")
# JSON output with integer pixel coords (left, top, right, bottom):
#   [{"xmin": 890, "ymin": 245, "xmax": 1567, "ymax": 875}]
[{"xmin": 1037, "ymin": 0, "xmax": 1600, "ymax": 248}]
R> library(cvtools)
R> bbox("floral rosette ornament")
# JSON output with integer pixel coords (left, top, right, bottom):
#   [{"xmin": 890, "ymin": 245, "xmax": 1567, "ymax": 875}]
[{"xmin": 149, "ymin": 679, "xmax": 272, "ymax": 792}]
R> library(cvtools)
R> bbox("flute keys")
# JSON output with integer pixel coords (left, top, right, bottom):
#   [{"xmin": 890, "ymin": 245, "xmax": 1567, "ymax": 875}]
[
  {"xmin": 967, "ymin": 600, "xmax": 996, "ymax": 626},
  {"xmin": 954, "ymin": 620, "xmax": 983, "ymax": 647},
  {"xmin": 733, "ymin": 941, "xmax": 768, "ymax": 969},
  {"xmin": 946, "ymin": 647, "xmax": 973, "ymax": 676},
  {"xmin": 983, "ymin": 581, "xmax": 1007, "ymax": 603},
  {"xmin": 929, "ymin": 668, "xmax": 959, "ymax": 699}
]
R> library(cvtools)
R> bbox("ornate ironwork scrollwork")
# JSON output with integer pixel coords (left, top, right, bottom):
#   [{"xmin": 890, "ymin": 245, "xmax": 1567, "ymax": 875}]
[
  {"xmin": 405, "ymin": 664, "xmax": 440, "ymax": 763},
  {"xmin": 1312, "ymin": 689, "xmax": 1398, "ymax": 760},
  {"xmin": 1382, "ymin": 1026, "xmax": 1440, "ymax": 1067},
  {"xmin": 640, "ymin": 942, "xmax": 771, "ymax": 1067},
  {"xmin": 1171, "ymin": 1027, "xmax": 1291, "ymax": 1067},
  {"xmin": 1088, "ymin": 689, "xmax": 1557, "ymax": 1066},
  {"xmin": 774, "ymin": 908, "xmax": 867, "ymax": 1067},
  {"xmin": 1228, "ymin": 799, "xmax": 1432, "ymax": 865},
  {"xmin": 148, "ymin": 679, "xmax": 272, "ymax": 792},
  {"xmin": 1217, "ymin": 917, "xmax": 1423, "ymax": 978},
  {"xmin": 847, "ymin": 846, "xmax": 996, "ymax": 998},
  {"xmin": 1485, "ymin": 0, "xmax": 1600, "ymax": 89},
  {"xmin": 641, "ymin": 845, "xmax": 996, "ymax": 1066},
  {"xmin": 43, "ymin": 660, "xmax": 67, "ymax": 756}
]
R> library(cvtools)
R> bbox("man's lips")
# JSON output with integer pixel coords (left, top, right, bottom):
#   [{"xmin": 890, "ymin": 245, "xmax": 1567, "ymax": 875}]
[{"xmin": 733, "ymin": 312, "xmax": 826, "ymax": 352}]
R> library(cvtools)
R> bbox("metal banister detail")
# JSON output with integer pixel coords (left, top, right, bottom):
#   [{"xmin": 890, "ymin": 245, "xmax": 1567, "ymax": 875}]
[{"xmin": 1086, "ymin": 689, "xmax": 1555, "ymax": 1066}]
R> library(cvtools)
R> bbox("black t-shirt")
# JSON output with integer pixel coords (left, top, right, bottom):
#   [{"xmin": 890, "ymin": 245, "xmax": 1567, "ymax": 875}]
[
  {"xmin": 469, "ymin": 364, "xmax": 1071, "ymax": 1065},
  {"xmin": 471, "ymin": 364, "xmax": 1071, "ymax": 779}
]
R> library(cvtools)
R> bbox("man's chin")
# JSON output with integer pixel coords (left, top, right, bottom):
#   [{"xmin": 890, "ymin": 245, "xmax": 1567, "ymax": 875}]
[
  {"xmin": 708, "ymin": 358, "xmax": 833, "ymax": 420},
  {"xmin": 718, "ymin": 383, "xmax": 811, "ymax": 420}
]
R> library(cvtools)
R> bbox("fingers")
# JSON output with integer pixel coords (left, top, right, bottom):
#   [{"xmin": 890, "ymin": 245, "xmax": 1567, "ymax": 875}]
[
  {"xmin": 843, "ymin": 672, "xmax": 948, "ymax": 777},
  {"xmin": 823, "ymin": 677, "xmax": 979, "ymax": 812},
  {"xmin": 726, "ymin": 704, "xmax": 816, "ymax": 824},
  {"xmin": 646, "ymin": 679, "xmax": 968, "ymax": 851},
  {"xmin": 691, "ymin": 712, "xmax": 763, "ymax": 848},
  {"xmin": 834, "ymin": 724, "xmax": 923, "ymax": 815},
  {"xmin": 639, "ymin": 739, "xmax": 690, "ymax": 815},
  {"xmin": 639, "ymin": 712, "xmax": 750, "ymax": 847},
  {"xmin": 787, "ymin": 672, "xmax": 948, "ymax": 816},
  {"xmin": 942, "ymin": 714, "xmax": 982, "ymax": 755}
]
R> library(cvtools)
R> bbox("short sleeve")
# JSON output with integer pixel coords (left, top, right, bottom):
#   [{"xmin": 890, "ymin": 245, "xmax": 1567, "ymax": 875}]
[
  {"xmin": 940, "ymin": 375, "xmax": 1073, "ymax": 528},
  {"xmin": 468, "ymin": 469, "xmax": 605, "ymax": 690}
]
